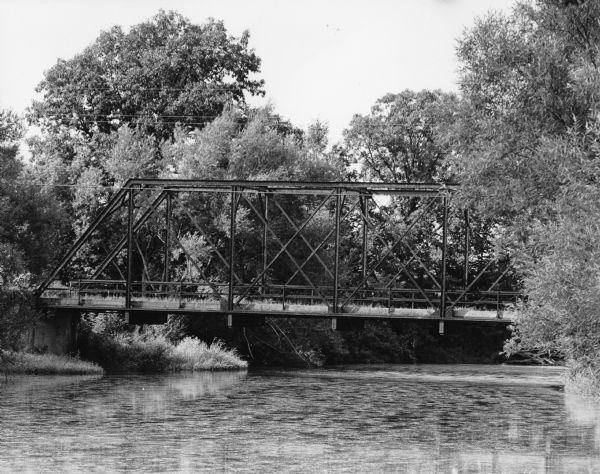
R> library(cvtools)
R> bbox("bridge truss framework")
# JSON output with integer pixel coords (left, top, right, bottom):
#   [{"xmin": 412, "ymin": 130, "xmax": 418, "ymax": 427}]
[{"xmin": 38, "ymin": 179, "xmax": 519, "ymax": 329}]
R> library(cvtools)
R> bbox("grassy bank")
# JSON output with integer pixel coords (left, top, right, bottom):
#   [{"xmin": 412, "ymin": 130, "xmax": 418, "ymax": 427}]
[
  {"xmin": 1, "ymin": 335, "xmax": 247, "ymax": 375},
  {"xmin": 0, "ymin": 352, "xmax": 104, "ymax": 375}
]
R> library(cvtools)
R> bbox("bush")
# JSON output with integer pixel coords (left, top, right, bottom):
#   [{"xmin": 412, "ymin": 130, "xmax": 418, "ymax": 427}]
[
  {"xmin": 565, "ymin": 360, "xmax": 600, "ymax": 397},
  {"xmin": 170, "ymin": 337, "xmax": 247, "ymax": 370},
  {"xmin": 77, "ymin": 315, "xmax": 247, "ymax": 372}
]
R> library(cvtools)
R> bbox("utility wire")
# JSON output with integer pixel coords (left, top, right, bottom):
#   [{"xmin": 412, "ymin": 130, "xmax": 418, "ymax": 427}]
[
  {"xmin": 33, "ymin": 115, "xmax": 426, "ymax": 128},
  {"xmin": 36, "ymin": 86, "xmax": 257, "ymax": 92}
]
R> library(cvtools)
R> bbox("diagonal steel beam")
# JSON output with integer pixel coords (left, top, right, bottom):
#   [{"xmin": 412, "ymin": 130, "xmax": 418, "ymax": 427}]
[
  {"xmin": 361, "ymin": 197, "xmax": 441, "ymax": 294},
  {"xmin": 175, "ymin": 237, "xmax": 222, "ymax": 298},
  {"xmin": 366, "ymin": 252, "xmax": 433, "ymax": 308},
  {"xmin": 382, "ymin": 221, "xmax": 442, "ymax": 289},
  {"xmin": 487, "ymin": 264, "xmax": 511, "ymax": 291},
  {"xmin": 90, "ymin": 191, "xmax": 168, "ymax": 280},
  {"xmin": 340, "ymin": 194, "xmax": 441, "ymax": 307},
  {"xmin": 381, "ymin": 222, "xmax": 445, "ymax": 308},
  {"xmin": 370, "ymin": 197, "xmax": 441, "ymax": 289},
  {"xmin": 238, "ymin": 192, "xmax": 331, "ymax": 305},
  {"xmin": 284, "ymin": 196, "xmax": 355, "ymax": 285},
  {"xmin": 357, "ymin": 202, "xmax": 442, "ymax": 306},
  {"xmin": 37, "ymin": 184, "xmax": 131, "ymax": 294},
  {"xmin": 171, "ymin": 194, "xmax": 242, "ymax": 284},
  {"xmin": 235, "ymin": 191, "xmax": 334, "ymax": 305},
  {"xmin": 271, "ymin": 198, "xmax": 334, "ymax": 280},
  {"xmin": 98, "ymin": 242, "xmax": 126, "ymax": 281},
  {"xmin": 446, "ymin": 258, "xmax": 496, "ymax": 312}
]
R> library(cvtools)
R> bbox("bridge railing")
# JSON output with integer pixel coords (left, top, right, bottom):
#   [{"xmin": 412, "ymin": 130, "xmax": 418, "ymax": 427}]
[{"xmin": 41, "ymin": 279, "xmax": 521, "ymax": 317}]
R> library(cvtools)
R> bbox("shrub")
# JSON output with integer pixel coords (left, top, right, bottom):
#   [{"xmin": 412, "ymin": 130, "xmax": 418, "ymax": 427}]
[
  {"xmin": 77, "ymin": 316, "xmax": 247, "ymax": 372},
  {"xmin": 170, "ymin": 337, "xmax": 247, "ymax": 370}
]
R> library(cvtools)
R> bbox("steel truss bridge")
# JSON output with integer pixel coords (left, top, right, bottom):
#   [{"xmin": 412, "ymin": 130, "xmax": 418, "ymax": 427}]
[{"xmin": 38, "ymin": 179, "xmax": 520, "ymax": 332}]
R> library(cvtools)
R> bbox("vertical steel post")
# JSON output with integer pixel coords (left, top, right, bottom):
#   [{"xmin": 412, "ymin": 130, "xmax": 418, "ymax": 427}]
[
  {"xmin": 361, "ymin": 195, "xmax": 368, "ymax": 280},
  {"xmin": 178, "ymin": 281, "xmax": 183, "ymax": 309},
  {"xmin": 333, "ymin": 189, "xmax": 342, "ymax": 313},
  {"xmin": 262, "ymin": 192, "xmax": 269, "ymax": 294},
  {"xmin": 440, "ymin": 195, "xmax": 448, "ymax": 320},
  {"xmin": 497, "ymin": 291, "xmax": 501, "ymax": 319},
  {"xmin": 126, "ymin": 188, "xmax": 135, "ymax": 310},
  {"xmin": 164, "ymin": 191, "xmax": 172, "ymax": 287},
  {"xmin": 464, "ymin": 208, "xmax": 469, "ymax": 290},
  {"xmin": 228, "ymin": 186, "xmax": 238, "ymax": 312}
]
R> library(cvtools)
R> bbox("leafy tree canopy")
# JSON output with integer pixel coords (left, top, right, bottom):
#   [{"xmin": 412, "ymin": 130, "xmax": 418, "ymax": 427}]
[
  {"xmin": 451, "ymin": 0, "xmax": 600, "ymax": 225},
  {"xmin": 29, "ymin": 10, "xmax": 264, "ymax": 142},
  {"xmin": 450, "ymin": 1, "xmax": 600, "ymax": 373},
  {"xmin": 343, "ymin": 90, "xmax": 458, "ymax": 183},
  {"xmin": 0, "ymin": 110, "xmax": 65, "ymax": 287}
]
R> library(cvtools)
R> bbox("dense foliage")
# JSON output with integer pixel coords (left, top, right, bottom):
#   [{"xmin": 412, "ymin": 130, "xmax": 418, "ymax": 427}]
[
  {"xmin": 0, "ymin": 111, "xmax": 64, "ymax": 354},
  {"xmin": 344, "ymin": 90, "xmax": 458, "ymax": 183},
  {"xmin": 29, "ymin": 10, "xmax": 264, "ymax": 142},
  {"xmin": 6, "ymin": 3, "xmax": 600, "ymax": 374},
  {"xmin": 451, "ymin": 0, "xmax": 600, "ymax": 384}
]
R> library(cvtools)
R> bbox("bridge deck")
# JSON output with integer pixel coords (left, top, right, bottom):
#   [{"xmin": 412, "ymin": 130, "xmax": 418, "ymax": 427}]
[{"xmin": 40, "ymin": 294, "xmax": 514, "ymax": 323}]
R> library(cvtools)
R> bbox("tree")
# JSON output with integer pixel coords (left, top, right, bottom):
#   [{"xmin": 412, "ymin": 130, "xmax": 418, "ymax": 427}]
[
  {"xmin": 451, "ymin": 1, "xmax": 600, "ymax": 226},
  {"xmin": 0, "ymin": 110, "xmax": 66, "ymax": 286},
  {"xmin": 343, "ymin": 90, "xmax": 458, "ymax": 183},
  {"xmin": 137, "ymin": 107, "xmax": 344, "ymax": 286},
  {"xmin": 452, "ymin": 1, "xmax": 600, "ymax": 381},
  {"xmin": 27, "ymin": 11, "xmax": 266, "ymax": 257},
  {"xmin": 29, "ymin": 10, "xmax": 264, "ymax": 142},
  {"xmin": 0, "ymin": 110, "xmax": 67, "ymax": 353},
  {"xmin": 340, "ymin": 91, "xmax": 496, "ymax": 293}
]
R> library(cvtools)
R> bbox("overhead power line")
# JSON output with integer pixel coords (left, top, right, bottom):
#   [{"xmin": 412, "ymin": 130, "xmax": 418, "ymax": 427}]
[
  {"xmin": 37, "ymin": 86, "xmax": 256, "ymax": 92},
  {"xmin": 34, "ymin": 114, "xmax": 431, "ymax": 129}
]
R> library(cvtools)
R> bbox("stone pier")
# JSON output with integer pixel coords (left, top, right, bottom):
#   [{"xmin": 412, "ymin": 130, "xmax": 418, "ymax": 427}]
[{"xmin": 26, "ymin": 310, "xmax": 79, "ymax": 355}]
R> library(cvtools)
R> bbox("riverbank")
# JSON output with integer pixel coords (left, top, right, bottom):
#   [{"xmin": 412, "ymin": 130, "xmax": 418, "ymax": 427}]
[
  {"xmin": 0, "ymin": 352, "xmax": 103, "ymax": 375},
  {"xmin": 78, "ymin": 329, "xmax": 248, "ymax": 372},
  {"xmin": 564, "ymin": 363, "xmax": 600, "ymax": 397},
  {"xmin": 1, "ymin": 335, "xmax": 247, "ymax": 375}
]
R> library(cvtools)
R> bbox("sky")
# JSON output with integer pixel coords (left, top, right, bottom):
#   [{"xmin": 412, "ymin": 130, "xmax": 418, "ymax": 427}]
[{"xmin": 0, "ymin": 0, "xmax": 515, "ymax": 144}]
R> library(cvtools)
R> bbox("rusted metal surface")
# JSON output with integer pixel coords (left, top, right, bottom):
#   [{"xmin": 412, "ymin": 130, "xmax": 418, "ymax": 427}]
[{"xmin": 38, "ymin": 179, "xmax": 520, "ymax": 324}]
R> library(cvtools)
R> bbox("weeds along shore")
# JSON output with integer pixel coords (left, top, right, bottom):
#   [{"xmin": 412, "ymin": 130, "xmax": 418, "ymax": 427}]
[
  {"xmin": 0, "ymin": 352, "xmax": 104, "ymax": 375},
  {"xmin": 1, "ymin": 334, "xmax": 247, "ymax": 375},
  {"xmin": 77, "ymin": 330, "xmax": 248, "ymax": 373}
]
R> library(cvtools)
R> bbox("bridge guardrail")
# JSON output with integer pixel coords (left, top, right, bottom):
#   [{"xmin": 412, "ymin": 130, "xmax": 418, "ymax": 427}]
[{"xmin": 41, "ymin": 279, "xmax": 521, "ymax": 319}]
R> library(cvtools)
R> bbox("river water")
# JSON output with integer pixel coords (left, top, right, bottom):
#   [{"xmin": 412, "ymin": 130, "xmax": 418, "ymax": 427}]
[{"xmin": 0, "ymin": 364, "xmax": 598, "ymax": 473}]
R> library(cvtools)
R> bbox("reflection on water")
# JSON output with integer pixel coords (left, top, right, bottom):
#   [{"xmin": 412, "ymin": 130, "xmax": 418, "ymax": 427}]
[{"xmin": 0, "ymin": 365, "xmax": 599, "ymax": 472}]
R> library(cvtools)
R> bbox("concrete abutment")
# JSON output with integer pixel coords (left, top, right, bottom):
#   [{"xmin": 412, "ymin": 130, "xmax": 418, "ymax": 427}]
[{"xmin": 25, "ymin": 309, "xmax": 80, "ymax": 355}]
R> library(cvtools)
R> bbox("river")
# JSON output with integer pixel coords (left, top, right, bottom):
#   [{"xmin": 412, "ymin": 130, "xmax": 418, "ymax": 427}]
[{"xmin": 0, "ymin": 364, "xmax": 598, "ymax": 473}]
